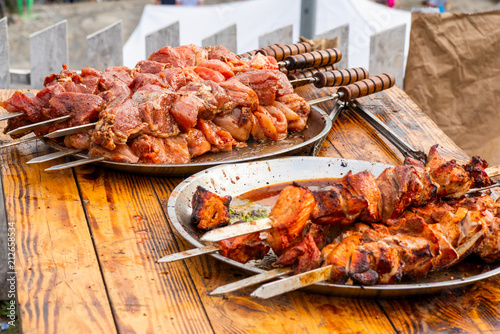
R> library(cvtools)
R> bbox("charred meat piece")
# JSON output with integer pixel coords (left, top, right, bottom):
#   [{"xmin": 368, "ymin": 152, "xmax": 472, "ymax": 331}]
[
  {"xmin": 311, "ymin": 184, "xmax": 368, "ymax": 226},
  {"xmin": 348, "ymin": 240, "xmax": 404, "ymax": 285},
  {"xmin": 426, "ymin": 144, "xmax": 472, "ymax": 198},
  {"xmin": 275, "ymin": 233, "xmax": 321, "ymax": 275},
  {"xmin": 191, "ymin": 186, "xmax": 232, "ymax": 230},
  {"xmin": 376, "ymin": 166, "xmax": 423, "ymax": 222},
  {"xmin": 321, "ymin": 233, "xmax": 364, "ymax": 284},
  {"xmin": 265, "ymin": 184, "xmax": 316, "ymax": 256},
  {"xmin": 463, "ymin": 155, "xmax": 493, "ymax": 189},
  {"xmin": 340, "ymin": 171, "xmax": 381, "ymax": 222},
  {"xmin": 218, "ymin": 231, "xmax": 270, "ymax": 264}
]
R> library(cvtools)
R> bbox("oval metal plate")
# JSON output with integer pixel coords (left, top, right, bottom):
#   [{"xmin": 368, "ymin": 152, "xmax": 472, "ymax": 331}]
[
  {"xmin": 43, "ymin": 106, "xmax": 332, "ymax": 176},
  {"xmin": 167, "ymin": 156, "xmax": 500, "ymax": 298}
]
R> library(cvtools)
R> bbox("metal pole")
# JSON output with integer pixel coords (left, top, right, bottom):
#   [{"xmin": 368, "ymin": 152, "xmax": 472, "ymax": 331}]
[{"xmin": 300, "ymin": 0, "xmax": 317, "ymax": 39}]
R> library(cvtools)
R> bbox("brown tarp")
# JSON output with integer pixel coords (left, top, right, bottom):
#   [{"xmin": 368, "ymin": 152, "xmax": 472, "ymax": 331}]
[{"xmin": 404, "ymin": 10, "xmax": 500, "ymax": 166}]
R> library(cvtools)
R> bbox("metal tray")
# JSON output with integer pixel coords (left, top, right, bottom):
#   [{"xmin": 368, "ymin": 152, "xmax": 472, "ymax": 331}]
[
  {"xmin": 167, "ymin": 156, "xmax": 500, "ymax": 298},
  {"xmin": 43, "ymin": 106, "xmax": 332, "ymax": 176}
]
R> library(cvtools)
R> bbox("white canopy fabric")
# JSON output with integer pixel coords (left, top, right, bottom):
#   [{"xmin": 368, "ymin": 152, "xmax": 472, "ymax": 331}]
[
  {"xmin": 123, "ymin": 0, "xmax": 302, "ymax": 67},
  {"xmin": 123, "ymin": 0, "xmax": 411, "ymax": 70}
]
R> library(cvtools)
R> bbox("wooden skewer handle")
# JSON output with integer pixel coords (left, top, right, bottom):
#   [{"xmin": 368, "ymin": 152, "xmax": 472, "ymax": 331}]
[
  {"xmin": 337, "ymin": 73, "xmax": 395, "ymax": 102},
  {"xmin": 238, "ymin": 42, "xmax": 312, "ymax": 61},
  {"xmin": 257, "ymin": 42, "xmax": 312, "ymax": 61},
  {"xmin": 283, "ymin": 48, "xmax": 342, "ymax": 71},
  {"xmin": 313, "ymin": 67, "xmax": 369, "ymax": 88},
  {"xmin": 287, "ymin": 64, "xmax": 337, "ymax": 81}
]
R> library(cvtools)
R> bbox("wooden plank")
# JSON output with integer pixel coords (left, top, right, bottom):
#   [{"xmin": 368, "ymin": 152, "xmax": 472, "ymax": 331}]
[
  {"xmin": 152, "ymin": 178, "xmax": 395, "ymax": 334},
  {"xmin": 30, "ymin": 21, "xmax": 68, "ymax": 89},
  {"xmin": 315, "ymin": 24, "xmax": 349, "ymax": 69},
  {"xmin": 369, "ymin": 24, "xmax": 407, "ymax": 88},
  {"xmin": 87, "ymin": 21, "xmax": 123, "ymax": 71},
  {"xmin": 0, "ymin": 90, "xmax": 117, "ymax": 333},
  {"xmin": 145, "ymin": 21, "xmax": 180, "ymax": 58},
  {"xmin": 0, "ymin": 17, "xmax": 10, "ymax": 89},
  {"xmin": 75, "ymin": 170, "xmax": 214, "ymax": 333},
  {"xmin": 202, "ymin": 24, "xmax": 237, "ymax": 53},
  {"xmin": 259, "ymin": 25, "xmax": 293, "ymax": 48}
]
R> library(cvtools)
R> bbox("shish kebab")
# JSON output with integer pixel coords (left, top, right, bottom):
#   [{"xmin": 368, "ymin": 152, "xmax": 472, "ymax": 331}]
[
  {"xmin": 159, "ymin": 146, "xmax": 499, "ymax": 296},
  {"xmin": 0, "ymin": 44, "xmax": 352, "ymax": 170},
  {"xmin": 2, "ymin": 47, "xmax": 342, "ymax": 135}
]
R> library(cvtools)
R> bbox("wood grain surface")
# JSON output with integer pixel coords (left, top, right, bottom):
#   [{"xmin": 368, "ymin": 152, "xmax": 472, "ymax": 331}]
[{"xmin": 1, "ymin": 86, "xmax": 499, "ymax": 334}]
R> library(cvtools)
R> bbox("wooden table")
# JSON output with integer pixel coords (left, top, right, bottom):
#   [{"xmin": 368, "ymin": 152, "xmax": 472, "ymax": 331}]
[{"xmin": 1, "ymin": 85, "xmax": 500, "ymax": 333}]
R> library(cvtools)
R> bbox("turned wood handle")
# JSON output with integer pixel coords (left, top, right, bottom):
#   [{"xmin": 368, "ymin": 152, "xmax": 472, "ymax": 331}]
[
  {"xmin": 238, "ymin": 50, "xmax": 260, "ymax": 59},
  {"xmin": 257, "ymin": 42, "xmax": 312, "ymax": 61},
  {"xmin": 287, "ymin": 64, "xmax": 337, "ymax": 80},
  {"xmin": 337, "ymin": 73, "xmax": 395, "ymax": 102},
  {"xmin": 283, "ymin": 48, "xmax": 342, "ymax": 71},
  {"xmin": 313, "ymin": 67, "xmax": 369, "ymax": 88}
]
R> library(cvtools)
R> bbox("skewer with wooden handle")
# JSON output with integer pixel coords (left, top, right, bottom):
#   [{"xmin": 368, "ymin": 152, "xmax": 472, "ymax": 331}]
[
  {"xmin": 286, "ymin": 64, "xmax": 337, "ymax": 79},
  {"xmin": 290, "ymin": 67, "xmax": 369, "ymax": 88},
  {"xmin": 238, "ymin": 42, "xmax": 312, "ymax": 61},
  {"xmin": 278, "ymin": 48, "xmax": 341, "ymax": 71}
]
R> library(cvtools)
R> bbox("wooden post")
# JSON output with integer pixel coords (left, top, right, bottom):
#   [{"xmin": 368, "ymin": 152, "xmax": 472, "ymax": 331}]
[
  {"xmin": 87, "ymin": 21, "xmax": 123, "ymax": 71},
  {"xmin": 0, "ymin": 17, "xmax": 10, "ymax": 89},
  {"xmin": 315, "ymin": 24, "xmax": 349, "ymax": 69},
  {"xmin": 29, "ymin": 20, "xmax": 68, "ymax": 89},
  {"xmin": 145, "ymin": 21, "xmax": 180, "ymax": 58},
  {"xmin": 369, "ymin": 24, "xmax": 407, "ymax": 87},
  {"xmin": 300, "ymin": 0, "xmax": 317, "ymax": 39},
  {"xmin": 258, "ymin": 24, "xmax": 293, "ymax": 48},
  {"xmin": 201, "ymin": 24, "xmax": 237, "ymax": 53}
]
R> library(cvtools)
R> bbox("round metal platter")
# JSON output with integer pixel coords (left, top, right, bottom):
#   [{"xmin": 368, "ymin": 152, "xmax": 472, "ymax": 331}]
[
  {"xmin": 167, "ymin": 156, "xmax": 500, "ymax": 298},
  {"xmin": 43, "ymin": 106, "xmax": 331, "ymax": 176}
]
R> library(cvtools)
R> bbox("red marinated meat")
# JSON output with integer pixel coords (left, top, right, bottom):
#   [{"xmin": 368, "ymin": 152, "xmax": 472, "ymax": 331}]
[
  {"xmin": 133, "ymin": 60, "xmax": 166, "ymax": 74},
  {"xmin": 218, "ymin": 78, "xmax": 259, "ymax": 111},
  {"xmin": 192, "ymin": 66, "xmax": 225, "ymax": 83},
  {"xmin": 64, "ymin": 132, "xmax": 92, "ymax": 150},
  {"xmin": 206, "ymin": 45, "xmax": 249, "ymax": 73},
  {"xmin": 130, "ymin": 134, "xmax": 191, "ymax": 164},
  {"xmin": 198, "ymin": 59, "xmax": 235, "ymax": 79},
  {"xmin": 47, "ymin": 92, "xmax": 104, "ymax": 126},
  {"xmin": 178, "ymin": 81, "xmax": 232, "ymax": 119},
  {"xmin": 132, "ymin": 89, "xmax": 180, "ymax": 138},
  {"xmin": 88, "ymin": 142, "xmax": 140, "ymax": 163},
  {"xmin": 233, "ymin": 69, "xmax": 280, "ymax": 106},
  {"xmin": 185, "ymin": 128, "xmax": 211, "ymax": 158},
  {"xmin": 160, "ymin": 67, "xmax": 200, "ymax": 91},
  {"xmin": 196, "ymin": 119, "xmax": 236, "ymax": 152},
  {"xmin": 80, "ymin": 67, "xmax": 103, "ymax": 94},
  {"xmin": 149, "ymin": 44, "xmax": 208, "ymax": 68},
  {"xmin": 213, "ymin": 107, "xmax": 255, "ymax": 142},
  {"xmin": 248, "ymin": 53, "xmax": 279, "ymax": 71},
  {"xmin": 129, "ymin": 73, "xmax": 169, "ymax": 92},
  {"xmin": 170, "ymin": 94, "xmax": 204, "ymax": 132},
  {"xmin": 92, "ymin": 99, "xmax": 148, "ymax": 150}
]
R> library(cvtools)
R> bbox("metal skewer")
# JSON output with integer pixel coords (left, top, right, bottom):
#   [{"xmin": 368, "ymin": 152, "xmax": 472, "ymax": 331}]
[
  {"xmin": 26, "ymin": 148, "xmax": 82, "ymax": 164},
  {"xmin": 6, "ymin": 115, "xmax": 71, "ymax": 136},
  {"xmin": 210, "ymin": 267, "xmax": 293, "ymax": 296},
  {"xmin": 157, "ymin": 245, "xmax": 219, "ymax": 263},
  {"xmin": 0, "ymin": 135, "xmax": 41, "ymax": 149},
  {"xmin": 0, "ymin": 111, "xmax": 24, "ymax": 121}
]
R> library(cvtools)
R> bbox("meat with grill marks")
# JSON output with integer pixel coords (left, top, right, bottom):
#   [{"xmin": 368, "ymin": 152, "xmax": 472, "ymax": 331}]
[
  {"xmin": 191, "ymin": 186, "xmax": 232, "ymax": 231},
  {"xmin": 218, "ymin": 231, "xmax": 270, "ymax": 264}
]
